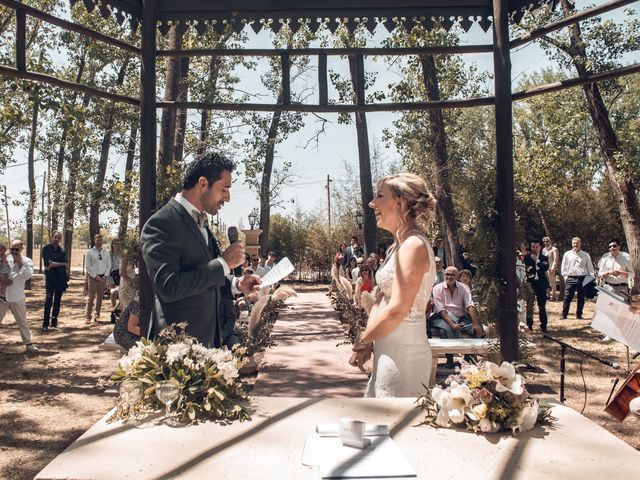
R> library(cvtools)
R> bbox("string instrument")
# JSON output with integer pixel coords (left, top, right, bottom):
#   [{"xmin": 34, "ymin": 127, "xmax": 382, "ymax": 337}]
[{"xmin": 605, "ymin": 364, "xmax": 640, "ymax": 421}]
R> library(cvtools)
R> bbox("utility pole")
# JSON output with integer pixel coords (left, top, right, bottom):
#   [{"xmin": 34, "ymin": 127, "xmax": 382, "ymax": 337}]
[
  {"xmin": 325, "ymin": 174, "xmax": 332, "ymax": 229},
  {"xmin": 2, "ymin": 185, "xmax": 10, "ymax": 243}
]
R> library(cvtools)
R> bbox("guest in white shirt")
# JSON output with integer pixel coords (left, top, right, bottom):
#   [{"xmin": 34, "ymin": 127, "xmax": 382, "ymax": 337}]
[
  {"xmin": 560, "ymin": 237, "xmax": 594, "ymax": 320},
  {"xmin": 598, "ymin": 238, "xmax": 634, "ymax": 295},
  {"xmin": 84, "ymin": 234, "xmax": 111, "ymax": 324},
  {"xmin": 0, "ymin": 240, "xmax": 38, "ymax": 352}
]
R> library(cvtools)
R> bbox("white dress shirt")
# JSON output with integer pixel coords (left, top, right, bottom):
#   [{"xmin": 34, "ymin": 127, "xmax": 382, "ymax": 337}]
[
  {"xmin": 598, "ymin": 252, "xmax": 634, "ymax": 285},
  {"xmin": 85, "ymin": 247, "xmax": 111, "ymax": 278},
  {"xmin": 4, "ymin": 255, "xmax": 33, "ymax": 302},
  {"xmin": 174, "ymin": 193, "xmax": 239, "ymax": 292},
  {"xmin": 561, "ymin": 249, "xmax": 594, "ymax": 278}
]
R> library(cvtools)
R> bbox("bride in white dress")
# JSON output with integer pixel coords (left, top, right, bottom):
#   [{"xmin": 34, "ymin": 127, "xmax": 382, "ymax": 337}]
[{"xmin": 349, "ymin": 173, "xmax": 436, "ymax": 397}]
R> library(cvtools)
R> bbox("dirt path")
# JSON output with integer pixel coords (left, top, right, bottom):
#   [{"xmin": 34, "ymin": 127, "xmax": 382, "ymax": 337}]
[{"xmin": 0, "ymin": 279, "xmax": 637, "ymax": 480}]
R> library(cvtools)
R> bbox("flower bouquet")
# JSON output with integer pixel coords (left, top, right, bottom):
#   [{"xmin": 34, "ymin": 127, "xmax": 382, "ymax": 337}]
[
  {"xmin": 109, "ymin": 323, "xmax": 251, "ymax": 423},
  {"xmin": 418, "ymin": 361, "xmax": 551, "ymax": 434}
]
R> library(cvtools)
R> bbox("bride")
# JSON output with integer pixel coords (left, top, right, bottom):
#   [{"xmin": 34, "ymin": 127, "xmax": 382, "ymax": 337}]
[{"xmin": 349, "ymin": 173, "xmax": 436, "ymax": 397}]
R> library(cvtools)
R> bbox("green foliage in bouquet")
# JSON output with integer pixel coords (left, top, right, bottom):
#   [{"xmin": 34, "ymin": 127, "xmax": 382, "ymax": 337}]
[
  {"xmin": 418, "ymin": 360, "xmax": 553, "ymax": 434},
  {"xmin": 109, "ymin": 323, "xmax": 251, "ymax": 423}
]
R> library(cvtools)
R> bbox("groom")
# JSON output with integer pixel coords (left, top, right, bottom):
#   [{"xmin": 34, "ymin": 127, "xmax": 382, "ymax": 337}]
[{"xmin": 141, "ymin": 153, "xmax": 260, "ymax": 347}]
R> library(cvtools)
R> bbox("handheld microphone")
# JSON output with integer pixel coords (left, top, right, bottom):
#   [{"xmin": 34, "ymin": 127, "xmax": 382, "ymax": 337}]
[{"xmin": 228, "ymin": 226, "xmax": 239, "ymax": 244}]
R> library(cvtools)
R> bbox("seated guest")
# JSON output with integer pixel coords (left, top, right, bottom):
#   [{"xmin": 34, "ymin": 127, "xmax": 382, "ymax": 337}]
[
  {"xmin": 354, "ymin": 264, "xmax": 374, "ymax": 308},
  {"xmin": 458, "ymin": 269, "xmax": 473, "ymax": 287},
  {"xmin": 366, "ymin": 254, "xmax": 378, "ymax": 278},
  {"xmin": 114, "ymin": 301, "xmax": 141, "ymax": 350},
  {"xmin": 430, "ymin": 266, "xmax": 483, "ymax": 367},
  {"xmin": 346, "ymin": 257, "xmax": 358, "ymax": 284},
  {"xmin": 434, "ymin": 256, "xmax": 444, "ymax": 285}
]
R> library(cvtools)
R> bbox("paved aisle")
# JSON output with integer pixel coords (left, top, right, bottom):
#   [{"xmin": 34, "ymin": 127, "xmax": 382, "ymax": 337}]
[{"xmin": 252, "ymin": 290, "xmax": 370, "ymax": 397}]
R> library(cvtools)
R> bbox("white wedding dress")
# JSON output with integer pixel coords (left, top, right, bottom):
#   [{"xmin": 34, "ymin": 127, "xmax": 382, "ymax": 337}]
[{"xmin": 364, "ymin": 234, "xmax": 435, "ymax": 398}]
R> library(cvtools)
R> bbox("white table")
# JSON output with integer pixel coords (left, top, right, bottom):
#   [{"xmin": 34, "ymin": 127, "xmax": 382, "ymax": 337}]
[
  {"xmin": 428, "ymin": 338, "xmax": 491, "ymax": 385},
  {"xmin": 36, "ymin": 397, "xmax": 639, "ymax": 480}
]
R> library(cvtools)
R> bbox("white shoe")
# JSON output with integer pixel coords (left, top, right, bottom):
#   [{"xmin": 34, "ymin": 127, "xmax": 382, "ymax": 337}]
[{"xmin": 25, "ymin": 344, "xmax": 39, "ymax": 353}]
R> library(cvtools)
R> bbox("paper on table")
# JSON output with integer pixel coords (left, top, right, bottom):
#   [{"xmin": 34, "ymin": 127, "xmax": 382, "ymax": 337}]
[
  {"xmin": 259, "ymin": 257, "xmax": 294, "ymax": 289},
  {"xmin": 302, "ymin": 434, "xmax": 416, "ymax": 479},
  {"xmin": 591, "ymin": 287, "xmax": 640, "ymax": 350}
]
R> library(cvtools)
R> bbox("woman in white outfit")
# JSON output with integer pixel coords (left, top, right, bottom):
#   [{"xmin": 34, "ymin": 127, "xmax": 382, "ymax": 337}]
[{"xmin": 350, "ymin": 173, "xmax": 436, "ymax": 397}]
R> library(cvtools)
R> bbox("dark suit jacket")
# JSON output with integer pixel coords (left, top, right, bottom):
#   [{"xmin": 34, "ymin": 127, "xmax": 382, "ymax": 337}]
[
  {"xmin": 524, "ymin": 253, "xmax": 550, "ymax": 290},
  {"xmin": 140, "ymin": 198, "xmax": 227, "ymax": 348}
]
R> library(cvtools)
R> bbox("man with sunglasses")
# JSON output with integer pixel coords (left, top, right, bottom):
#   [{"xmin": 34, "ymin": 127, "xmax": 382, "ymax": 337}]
[
  {"xmin": 0, "ymin": 240, "xmax": 38, "ymax": 353},
  {"xmin": 598, "ymin": 239, "xmax": 634, "ymax": 295},
  {"xmin": 84, "ymin": 234, "xmax": 111, "ymax": 324}
]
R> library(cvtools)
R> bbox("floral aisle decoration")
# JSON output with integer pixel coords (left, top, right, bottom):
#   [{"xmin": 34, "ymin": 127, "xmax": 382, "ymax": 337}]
[
  {"xmin": 418, "ymin": 360, "xmax": 552, "ymax": 434},
  {"xmin": 329, "ymin": 265, "xmax": 369, "ymax": 346},
  {"xmin": 235, "ymin": 285, "xmax": 296, "ymax": 356},
  {"xmin": 108, "ymin": 323, "xmax": 251, "ymax": 423}
]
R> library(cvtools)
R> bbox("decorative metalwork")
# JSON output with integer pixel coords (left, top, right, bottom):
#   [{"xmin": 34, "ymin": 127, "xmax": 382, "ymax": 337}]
[{"xmin": 70, "ymin": 0, "xmax": 558, "ymax": 37}]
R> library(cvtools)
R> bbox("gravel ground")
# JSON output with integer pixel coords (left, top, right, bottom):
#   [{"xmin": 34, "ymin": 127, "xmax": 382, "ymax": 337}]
[{"xmin": 0, "ymin": 278, "xmax": 637, "ymax": 480}]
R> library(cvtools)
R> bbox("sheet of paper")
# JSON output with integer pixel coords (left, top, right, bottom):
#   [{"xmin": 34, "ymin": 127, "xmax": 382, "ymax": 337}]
[
  {"xmin": 259, "ymin": 257, "xmax": 294, "ymax": 289},
  {"xmin": 591, "ymin": 287, "xmax": 640, "ymax": 350},
  {"xmin": 302, "ymin": 434, "xmax": 416, "ymax": 479}
]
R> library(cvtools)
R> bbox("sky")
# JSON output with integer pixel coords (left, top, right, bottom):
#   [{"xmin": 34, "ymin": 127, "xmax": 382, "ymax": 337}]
[{"xmin": 1, "ymin": 1, "xmax": 638, "ymax": 238}]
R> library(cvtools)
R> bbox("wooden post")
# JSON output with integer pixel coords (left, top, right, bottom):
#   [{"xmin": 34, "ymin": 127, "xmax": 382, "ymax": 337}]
[
  {"xmin": 493, "ymin": 0, "xmax": 518, "ymax": 362},
  {"xmin": 318, "ymin": 53, "xmax": 328, "ymax": 106},
  {"xmin": 355, "ymin": 54, "xmax": 365, "ymax": 105},
  {"xmin": 139, "ymin": 0, "xmax": 157, "ymax": 339},
  {"xmin": 281, "ymin": 53, "xmax": 290, "ymax": 105},
  {"xmin": 15, "ymin": 8, "xmax": 26, "ymax": 71}
]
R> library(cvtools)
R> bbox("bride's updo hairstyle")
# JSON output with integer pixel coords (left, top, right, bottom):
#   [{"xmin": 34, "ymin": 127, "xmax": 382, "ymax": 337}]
[{"xmin": 377, "ymin": 173, "xmax": 437, "ymax": 239}]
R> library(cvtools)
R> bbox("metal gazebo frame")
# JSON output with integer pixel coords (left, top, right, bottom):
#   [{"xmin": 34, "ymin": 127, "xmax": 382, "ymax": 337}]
[{"xmin": 0, "ymin": 0, "xmax": 638, "ymax": 361}]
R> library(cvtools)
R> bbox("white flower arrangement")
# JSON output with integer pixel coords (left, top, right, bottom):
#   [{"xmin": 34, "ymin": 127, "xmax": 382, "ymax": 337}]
[
  {"xmin": 418, "ymin": 360, "xmax": 551, "ymax": 434},
  {"xmin": 109, "ymin": 323, "xmax": 251, "ymax": 423}
]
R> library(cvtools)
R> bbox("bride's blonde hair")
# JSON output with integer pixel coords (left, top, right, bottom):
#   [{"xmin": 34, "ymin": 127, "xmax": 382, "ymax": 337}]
[{"xmin": 377, "ymin": 172, "xmax": 437, "ymax": 241}]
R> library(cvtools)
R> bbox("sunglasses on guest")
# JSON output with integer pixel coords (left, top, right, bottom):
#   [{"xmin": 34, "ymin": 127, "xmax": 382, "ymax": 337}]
[
  {"xmin": 608, "ymin": 244, "xmax": 619, "ymax": 249},
  {"xmin": 10, "ymin": 247, "xmax": 21, "ymax": 253}
]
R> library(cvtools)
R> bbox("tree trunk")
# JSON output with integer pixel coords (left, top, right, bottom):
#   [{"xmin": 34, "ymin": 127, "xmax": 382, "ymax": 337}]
[
  {"xmin": 560, "ymin": 0, "xmax": 640, "ymax": 284},
  {"xmin": 52, "ymin": 51, "xmax": 87, "ymax": 231},
  {"xmin": 197, "ymin": 56, "xmax": 221, "ymax": 157},
  {"xmin": 348, "ymin": 56, "xmax": 375, "ymax": 255},
  {"xmin": 63, "ymin": 92, "xmax": 92, "ymax": 268},
  {"xmin": 25, "ymin": 91, "xmax": 39, "ymax": 289},
  {"xmin": 118, "ymin": 123, "xmax": 138, "ymax": 240},
  {"xmin": 259, "ymin": 98, "xmax": 283, "ymax": 256},
  {"xmin": 420, "ymin": 55, "xmax": 463, "ymax": 268},
  {"xmin": 157, "ymin": 26, "xmax": 183, "ymax": 189},
  {"xmin": 89, "ymin": 59, "xmax": 129, "ymax": 242},
  {"xmin": 173, "ymin": 56, "xmax": 189, "ymax": 164}
]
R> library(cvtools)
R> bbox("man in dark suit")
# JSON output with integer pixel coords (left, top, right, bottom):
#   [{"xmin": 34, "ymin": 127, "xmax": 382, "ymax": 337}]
[
  {"xmin": 525, "ymin": 240, "xmax": 550, "ymax": 333},
  {"xmin": 141, "ymin": 153, "xmax": 260, "ymax": 348},
  {"xmin": 342, "ymin": 236, "xmax": 362, "ymax": 270}
]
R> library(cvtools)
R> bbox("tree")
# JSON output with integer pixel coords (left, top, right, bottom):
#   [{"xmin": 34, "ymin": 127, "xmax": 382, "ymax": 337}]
[
  {"xmin": 330, "ymin": 24, "xmax": 382, "ymax": 255},
  {"xmin": 242, "ymin": 25, "xmax": 313, "ymax": 256},
  {"xmin": 522, "ymin": 1, "xmax": 640, "ymax": 282}
]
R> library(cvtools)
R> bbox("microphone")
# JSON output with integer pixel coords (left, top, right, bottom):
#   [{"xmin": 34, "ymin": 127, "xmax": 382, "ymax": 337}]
[{"xmin": 227, "ymin": 226, "xmax": 238, "ymax": 244}]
